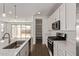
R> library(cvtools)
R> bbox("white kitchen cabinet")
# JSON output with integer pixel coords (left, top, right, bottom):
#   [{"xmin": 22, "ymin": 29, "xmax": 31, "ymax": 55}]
[
  {"xmin": 49, "ymin": 3, "xmax": 76, "ymax": 31},
  {"xmin": 53, "ymin": 8, "xmax": 60, "ymax": 21},
  {"xmin": 54, "ymin": 41, "xmax": 66, "ymax": 56},
  {"xmin": 49, "ymin": 7, "xmax": 60, "ymax": 24},
  {"xmin": 65, "ymin": 50, "xmax": 73, "ymax": 56},
  {"xmin": 65, "ymin": 3, "xmax": 76, "ymax": 30},
  {"xmin": 59, "ymin": 4, "xmax": 66, "ymax": 30},
  {"xmin": 47, "ymin": 7, "xmax": 60, "ymax": 32},
  {"xmin": 59, "ymin": 3, "xmax": 76, "ymax": 30},
  {"xmin": 16, "ymin": 52, "xmax": 20, "ymax": 56},
  {"xmin": 66, "ymin": 52, "xmax": 72, "ymax": 56},
  {"xmin": 16, "ymin": 40, "xmax": 30, "ymax": 56},
  {"xmin": 48, "ymin": 4, "xmax": 60, "ymax": 31},
  {"xmin": 47, "ymin": 17, "xmax": 52, "ymax": 31},
  {"xmin": 20, "ymin": 47, "xmax": 26, "ymax": 56},
  {"xmin": 53, "ymin": 41, "xmax": 58, "ymax": 56},
  {"xmin": 57, "ymin": 49, "xmax": 65, "ymax": 56},
  {"xmin": 20, "ymin": 43, "xmax": 29, "ymax": 56},
  {"xmin": 57, "ymin": 43, "xmax": 66, "ymax": 56}
]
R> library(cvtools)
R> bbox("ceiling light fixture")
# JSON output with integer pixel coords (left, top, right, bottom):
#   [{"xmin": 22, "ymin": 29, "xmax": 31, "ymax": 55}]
[
  {"xmin": 14, "ymin": 5, "xmax": 16, "ymax": 19},
  {"xmin": 9, "ymin": 11, "xmax": 12, "ymax": 14},
  {"xmin": 2, "ymin": 3, "xmax": 6, "ymax": 17},
  {"xmin": 14, "ymin": 5, "xmax": 18, "ymax": 22},
  {"xmin": 37, "ymin": 11, "xmax": 41, "ymax": 14}
]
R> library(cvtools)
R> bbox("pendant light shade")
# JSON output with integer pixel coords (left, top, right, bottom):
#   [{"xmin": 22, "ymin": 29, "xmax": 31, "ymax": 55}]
[
  {"xmin": 2, "ymin": 13, "xmax": 6, "ymax": 17},
  {"xmin": 2, "ymin": 3, "xmax": 6, "ymax": 17},
  {"xmin": 14, "ymin": 5, "xmax": 16, "ymax": 19}
]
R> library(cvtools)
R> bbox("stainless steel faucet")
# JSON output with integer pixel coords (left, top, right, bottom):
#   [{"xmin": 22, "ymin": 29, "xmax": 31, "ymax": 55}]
[{"xmin": 2, "ymin": 33, "xmax": 11, "ymax": 44}]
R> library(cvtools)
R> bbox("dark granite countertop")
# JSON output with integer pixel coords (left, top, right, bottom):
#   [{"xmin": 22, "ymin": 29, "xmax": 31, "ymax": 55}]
[{"xmin": 48, "ymin": 36, "xmax": 66, "ymax": 41}]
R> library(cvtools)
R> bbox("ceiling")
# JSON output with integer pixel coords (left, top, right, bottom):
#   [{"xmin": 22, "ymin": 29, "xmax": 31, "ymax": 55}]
[{"xmin": 0, "ymin": 3, "xmax": 61, "ymax": 22}]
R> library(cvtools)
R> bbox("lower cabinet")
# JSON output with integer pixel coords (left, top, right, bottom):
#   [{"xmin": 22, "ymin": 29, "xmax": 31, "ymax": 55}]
[
  {"xmin": 16, "ymin": 52, "xmax": 20, "ymax": 56},
  {"xmin": 53, "ymin": 41, "xmax": 75, "ymax": 56},
  {"xmin": 66, "ymin": 52, "xmax": 73, "ymax": 56},
  {"xmin": 53, "ymin": 41, "xmax": 66, "ymax": 56},
  {"xmin": 53, "ymin": 42, "xmax": 58, "ymax": 56},
  {"xmin": 57, "ymin": 49, "xmax": 65, "ymax": 56},
  {"xmin": 20, "ymin": 43, "xmax": 29, "ymax": 56},
  {"xmin": 16, "ymin": 41, "xmax": 30, "ymax": 56}
]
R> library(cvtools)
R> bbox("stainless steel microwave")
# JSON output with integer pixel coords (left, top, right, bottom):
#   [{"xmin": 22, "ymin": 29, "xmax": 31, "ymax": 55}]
[{"xmin": 52, "ymin": 20, "xmax": 60, "ymax": 30}]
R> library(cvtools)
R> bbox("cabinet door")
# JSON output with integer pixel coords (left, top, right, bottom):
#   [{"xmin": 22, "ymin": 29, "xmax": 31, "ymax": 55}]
[
  {"xmin": 65, "ymin": 51, "xmax": 73, "ymax": 56},
  {"xmin": 23, "ymin": 43, "xmax": 29, "ymax": 56},
  {"xmin": 19, "ymin": 43, "xmax": 29, "ymax": 56},
  {"xmin": 57, "ymin": 48, "xmax": 65, "ymax": 56},
  {"xmin": 53, "ymin": 42, "xmax": 58, "ymax": 56},
  {"xmin": 54, "ymin": 41, "xmax": 66, "ymax": 56},
  {"xmin": 57, "ymin": 49, "xmax": 63, "ymax": 56},
  {"xmin": 52, "ymin": 8, "xmax": 59, "ymax": 22},
  {"xmin": 48, "ymin": 17, "xmax": 53, "ymax": 31},
  {"xmin": 65, "ymin": 3, "xmax": 76, "ymax": 30},
  {"xmin": 20, "ymin": 47, "xmax": 26, "ymax": 56},
  {"xmin": 16, "ymin": 52, "xmax": 20, "ymax": 56},
  {"xmin": 25, "ymin": 43, "xmax": 29, "ymax": 56},
  {"xmin": 56, "ymin": 9, "xmax": 59, "ymax": 21},
  {"xmin": 59, "ymin": 4, "xmax": 66, "ymax": 30},
  {"xmin": 57, "ymin": 42, "xmax": 66, "ymax": 56}
]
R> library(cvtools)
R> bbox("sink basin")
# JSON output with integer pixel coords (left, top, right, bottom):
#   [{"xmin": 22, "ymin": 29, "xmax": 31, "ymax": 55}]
[{"xmin": 3, "ymin": 40, "xmax": 25, "ymax": 49}]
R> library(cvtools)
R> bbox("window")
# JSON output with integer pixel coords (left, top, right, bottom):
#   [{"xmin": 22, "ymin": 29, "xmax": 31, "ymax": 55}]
[
  {"xmin": 12, "ymin": 24, "xmax": 31, "ymax": 39},
  {"xmin": 1, "ymin": 23, "xmax": 4, "ymax": 32}
]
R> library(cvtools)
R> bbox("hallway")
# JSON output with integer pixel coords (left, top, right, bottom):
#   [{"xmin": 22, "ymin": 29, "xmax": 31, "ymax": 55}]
[{"xmin": 30, "ymin": 44, "xmax": 49, "ymax": 56}]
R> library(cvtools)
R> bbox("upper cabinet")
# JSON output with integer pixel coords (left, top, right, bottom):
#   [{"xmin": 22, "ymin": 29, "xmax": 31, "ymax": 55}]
[
  {"xmin": 48, "ymin": 7, "xmax": 60, "ymax": 31},
  {"xmin": 59, "ymin": 4, "xmax": 66, "ymax": 30},
  {"xmin": 48, "ymin": 3, "xmax": 76, "ymax": 31},
  {"xmin": 53, "ymin": 8, "xmax": 60, "ymax": 22},
  {"xmin": 65, "ymin": 3, "xmax": 76, "ymax": 30}
]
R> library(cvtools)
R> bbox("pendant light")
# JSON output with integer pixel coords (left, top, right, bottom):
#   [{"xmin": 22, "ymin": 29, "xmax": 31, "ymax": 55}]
[
  {"xmin": 2, "ymin": 3, "xmax": 6, "ymax": 17},
  {"xmin": 14, "ymin": 5, "xmax": 18, "ymax": 22},
  {"xmin": 14, "ymin": 5, "xmax": 16, "ymax": 19}
]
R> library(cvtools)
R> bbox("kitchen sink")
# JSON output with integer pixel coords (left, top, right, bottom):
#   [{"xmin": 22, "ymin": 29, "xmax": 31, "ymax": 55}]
[{"xmin": 3, "ymin": 40, "xmax": 25, "ymax": 49}]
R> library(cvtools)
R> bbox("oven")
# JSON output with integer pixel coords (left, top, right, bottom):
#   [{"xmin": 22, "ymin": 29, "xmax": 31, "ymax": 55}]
[
  {"xmin": 48, "ymin": 39, "xmax": 54, "ymax": 55},
  {"xmin": 47, "ymin": 33, "xmax": 66, "ymax": 56}
]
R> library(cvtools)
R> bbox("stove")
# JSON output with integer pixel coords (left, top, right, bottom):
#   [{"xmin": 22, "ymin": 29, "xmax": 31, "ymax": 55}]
[{"xmin": 47, "ymin": 32, "xmax": 66, "ymax": 56}]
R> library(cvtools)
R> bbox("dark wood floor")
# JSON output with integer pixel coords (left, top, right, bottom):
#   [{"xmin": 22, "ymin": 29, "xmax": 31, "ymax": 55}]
[{"xmin": 30, "ymin": 44, "xmax": 49, "ymax": 56}]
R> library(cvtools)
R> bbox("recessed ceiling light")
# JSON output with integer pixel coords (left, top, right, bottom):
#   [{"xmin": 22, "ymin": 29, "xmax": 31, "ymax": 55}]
[
  {"xmin": 1, "ymin": 23, "xmax": 4, "ymax": 26},
  {"xmin": 2, "ymin": 13, "xmax": 6, "ymax": 17},
  {"xmin": 9, "ymin": 11, "xmax": 12, "ymax": 14},
  {"xmin": 0, "ymin": 40, "xmax": 5, "ymax": 43},
  {"xmin": 37, "ymin": 11, "xmax": 40, "ymax": 14}
]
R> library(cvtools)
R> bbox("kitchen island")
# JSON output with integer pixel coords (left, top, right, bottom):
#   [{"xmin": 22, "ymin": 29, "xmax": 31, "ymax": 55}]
[{"xmin": 0, "ymin": 37, "xmax": 31, "ymax": 56}]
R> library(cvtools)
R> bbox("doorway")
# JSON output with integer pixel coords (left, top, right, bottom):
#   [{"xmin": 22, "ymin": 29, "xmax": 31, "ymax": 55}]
[{"xmin": 35, "ymin": 19, "xmax": 42, "ymax": 44}]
